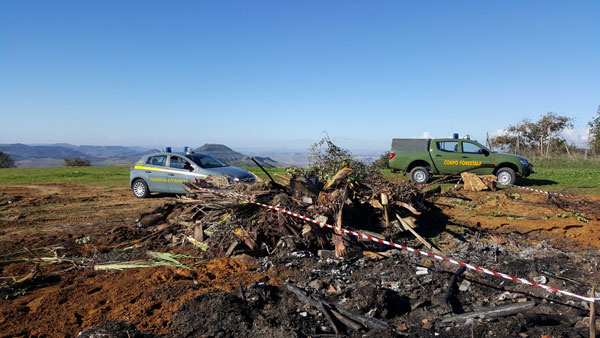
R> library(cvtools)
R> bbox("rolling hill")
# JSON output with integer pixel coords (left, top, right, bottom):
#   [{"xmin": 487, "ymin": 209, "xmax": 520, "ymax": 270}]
[{"xmin": 0, "ymin": 144, "xmax": 159, "ymax": 168}]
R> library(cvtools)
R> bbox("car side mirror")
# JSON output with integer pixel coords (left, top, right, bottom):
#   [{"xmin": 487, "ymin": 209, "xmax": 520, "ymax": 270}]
[{"xmin": 482, "ymin": 149, "xmax": 490, "ymax": 156}]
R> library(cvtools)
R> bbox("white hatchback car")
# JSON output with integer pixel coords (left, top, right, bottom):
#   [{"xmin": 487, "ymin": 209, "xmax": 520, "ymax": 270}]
[{"xmin": 129, "ymin": 148, "xmax": 254, "ymax": 198}]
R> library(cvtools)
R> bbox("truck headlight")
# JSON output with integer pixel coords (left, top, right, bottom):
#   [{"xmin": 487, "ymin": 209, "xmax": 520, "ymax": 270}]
[{"xmin": 519, "ymin": 159, "xmax": 528, "ymax": 166}]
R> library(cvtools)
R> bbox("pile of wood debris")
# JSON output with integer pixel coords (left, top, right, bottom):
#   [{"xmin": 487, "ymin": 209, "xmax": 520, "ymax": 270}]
[{"xmin": 134, "ymin": 168, "xmax": 442, "ymax": 259}]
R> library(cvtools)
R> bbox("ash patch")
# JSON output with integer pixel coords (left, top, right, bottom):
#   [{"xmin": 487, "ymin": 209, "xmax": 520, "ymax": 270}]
[{"xmin": 170, "ymin": 285, "xmax": 327, "ymax": 337}]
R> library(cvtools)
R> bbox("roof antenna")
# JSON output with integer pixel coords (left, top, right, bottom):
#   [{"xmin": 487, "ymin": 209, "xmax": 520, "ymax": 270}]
[{"xmin": 158, "ymin": 140, "xmax": 164, "ymax": 152}]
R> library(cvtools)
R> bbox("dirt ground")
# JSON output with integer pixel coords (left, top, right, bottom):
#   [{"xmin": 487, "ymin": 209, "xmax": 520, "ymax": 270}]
[
  {"xmin": 434, "ymin": 189, "xmax": 600, "ymax": 251},
  {"xmin": 0, "ymin": 183, "xmax": 599, "ymax": 337}
]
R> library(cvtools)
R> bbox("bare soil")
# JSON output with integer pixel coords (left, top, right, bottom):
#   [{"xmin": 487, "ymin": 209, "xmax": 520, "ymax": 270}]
[
  {"xmin": 436, "ymin": 189, "xmax": 600, "ymax": 250},
  {"xmin": 0, "ymin": 183, "xmax": 599, "ymax": 337}
]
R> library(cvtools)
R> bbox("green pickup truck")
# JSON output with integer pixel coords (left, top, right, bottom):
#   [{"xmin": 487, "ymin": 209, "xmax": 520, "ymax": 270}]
[{"xmin": 389, "ymin": 136, "xmax": 534, "ymax": 185}]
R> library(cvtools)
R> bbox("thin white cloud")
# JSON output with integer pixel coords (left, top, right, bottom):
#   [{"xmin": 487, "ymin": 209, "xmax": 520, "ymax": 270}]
[
  {"xmin": 561, "ymin": 128, "xmax": 590, "ymax": 146},
  {"xmin": 420, "ymin": 131, "xmax": 433, "ymax": 138}
]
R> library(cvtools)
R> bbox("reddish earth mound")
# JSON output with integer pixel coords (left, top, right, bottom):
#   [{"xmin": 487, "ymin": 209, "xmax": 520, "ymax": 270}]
[
  {"xmin": 0, "ymin": 257, "xmax": 274, "ymax": 337},
  {"xmin": 437, "ymin": 189, "xmax": 600, "ymax": 250}
]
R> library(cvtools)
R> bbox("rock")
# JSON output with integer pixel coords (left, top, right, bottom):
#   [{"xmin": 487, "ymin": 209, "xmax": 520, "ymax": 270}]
[
  {"xmin": 309, "ymin": 280, "xmax": 325, "ymax": 290},
  {"xmin": 459, "ymin": 280, "xmax": 471, "ymax": 292},
  {"xmin": 416, "ymin": 267, "xmax": 429, "ymax": 275},
  {"xmin": 461, "ymin": 172, "xmax": 496, "ymax": 191},
  {"xmin": 232, "ymin": 254, "xmax": 256, "ymax": 264},
  {"xmin": 301, "ymin": 196, "xmax": 313, "ymax": 204}
]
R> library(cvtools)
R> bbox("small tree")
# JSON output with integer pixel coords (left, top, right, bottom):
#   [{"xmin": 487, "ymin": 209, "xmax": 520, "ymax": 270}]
[
  {"xmin": 588, "ymin": 105, "xmax": 600, "ymax": 155},
  {"xmin": 64, "ymin": 157, "xmax": 91, "ymax": 166},
  {"xmin": 0, "ymin": 151, "xmax": 16, "ymax": 168},
  {"xmin": 307, "ymin": 133, "xmax": 371, "ymax": 181},
  {"xmin": 490, "ymin": 112, "xmax": 574, "ymax": 156}
]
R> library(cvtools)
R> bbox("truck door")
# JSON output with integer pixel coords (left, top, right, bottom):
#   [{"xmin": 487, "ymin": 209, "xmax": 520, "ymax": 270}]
[
  {"xmin": 430, "ymin": 140, "xmax": 462, "ymax": 174},
  {"xmin": 144, "ymin": 155, "xmax": 169, "ymax": 192},
  {"xmin": 167, "ymin": 155, "xmax": 196, "ymax": 194},
  {"xmin": 458, "ymin": 141, "xmax": 494, "ymax": 174}
]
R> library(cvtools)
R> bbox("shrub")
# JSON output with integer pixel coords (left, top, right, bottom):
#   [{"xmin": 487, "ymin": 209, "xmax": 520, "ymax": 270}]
[
  {"xmin": 0, "ymin": 151, "xmax": 16, "ymax": 168},
  {"xmin": 64, "ymin": 157, "xmax": 91, "ymax": 167},
  {"xmin": 372, "ymin": 152, "xmax": 390, "ymax": 169},
  {"xmin": 306, "ymin": 134, "xmax": 373, "ymax": 181}
]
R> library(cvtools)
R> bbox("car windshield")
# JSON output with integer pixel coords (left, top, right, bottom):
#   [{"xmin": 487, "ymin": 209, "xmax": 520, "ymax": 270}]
[{"xmin": 186, "ymin": 154, "xmax": 227, "ymax": 168}]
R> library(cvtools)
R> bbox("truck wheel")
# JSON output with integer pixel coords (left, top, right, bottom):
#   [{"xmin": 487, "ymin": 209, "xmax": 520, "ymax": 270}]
[
  {"xmin": 132, "ymin": 179, "xmax": 149, "ymax": 198},
  {"xmin": 410, "ymin": 167, "xmax": 430, "ymax": 184},
  {"xmin": 496, "ymin": 167, "xmax": 516, "ymax": 185}
]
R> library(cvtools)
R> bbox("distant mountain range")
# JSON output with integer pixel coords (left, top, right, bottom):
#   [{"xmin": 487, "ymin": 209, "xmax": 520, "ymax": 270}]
[
  {"xmin": 0, "ymin": 143, "xmax": 280, "ymax": 168},
  {"xmin": 1, "ymin": 142, "xmax": 380, "ymax": 168},
  {"xmin": 0, "ymin": 143, "xmax": 160, "ymax": 168}
]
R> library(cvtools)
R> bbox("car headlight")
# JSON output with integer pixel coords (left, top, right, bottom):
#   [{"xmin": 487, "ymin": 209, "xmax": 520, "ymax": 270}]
[
  {"xmin": 233, "ymin": 177, "xmax": 240, "ymax": 182},
  {"xmin": 519, "ymin": 159, "xmax": 528, "ymax": 166}
]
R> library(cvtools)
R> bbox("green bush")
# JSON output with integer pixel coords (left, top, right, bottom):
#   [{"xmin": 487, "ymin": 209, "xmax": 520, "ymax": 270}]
[
  {"xmin": 0, "ymin": 151, "xmax": 16, "ymax": 168},
  {"xmin": 372, "ymin": 152, "xmax": 390, "ymax": 169},
  {"xmin": 306, "ymin": 134, "xmax": 373, "ymax": 182},
  {"xmin": 64, "ymin": 157, "xmax": 91, "ymax": 167}
]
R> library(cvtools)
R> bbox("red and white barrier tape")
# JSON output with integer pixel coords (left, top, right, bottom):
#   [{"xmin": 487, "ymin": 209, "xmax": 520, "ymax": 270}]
[
  {"xmin": 451, "ymin": 178, "xmax": 462, "ymax": 191},
  {"xmin": 190, "ymin": 183, "xmax": 599, "ymax": 303},
  {"xmin": 480, "ymin": 177, "xmax": 578, "ymax": 199}
]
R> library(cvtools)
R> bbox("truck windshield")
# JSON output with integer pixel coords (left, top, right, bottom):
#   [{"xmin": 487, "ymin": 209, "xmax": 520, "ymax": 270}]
[{"xmin": 186, "ymin": 154, "xmax": 227, "ymax": 168}]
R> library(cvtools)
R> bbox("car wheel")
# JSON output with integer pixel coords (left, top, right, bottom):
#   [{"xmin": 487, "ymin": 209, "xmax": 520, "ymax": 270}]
[
  {"xmin": 132, "ymin": 179, "xmax": 149, "ymax": 198},
  {"xmin": 410, "ymin": 166, "xmax": 430, "ymax": 184},
  {"xmin": 496, "ymin": 167, "xmax": 516, "ymax": 185}
]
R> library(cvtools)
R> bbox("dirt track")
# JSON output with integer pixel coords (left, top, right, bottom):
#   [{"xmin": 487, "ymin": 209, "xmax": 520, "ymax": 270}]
[{"xmin": 0, "ymin": 183, "xmax": 599, "ymax": 337}]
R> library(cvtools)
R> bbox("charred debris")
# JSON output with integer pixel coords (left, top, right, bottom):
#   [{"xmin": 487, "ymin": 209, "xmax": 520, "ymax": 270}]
[{"xmin": 3, "ymin": 138, "xmax": 599, "ymax": 337}]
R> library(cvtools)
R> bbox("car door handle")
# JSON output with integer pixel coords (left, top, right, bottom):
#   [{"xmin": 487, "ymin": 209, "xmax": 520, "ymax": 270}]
[
  {"xmin": 435, "ymin": 154, "xmax": 442, "ymax": 157},
  {"xmin": 462, "ymin": 156, "xmax": 468, "ymax": 158},
  {"xmin": 168, "ymin": 173, "xmax": 175, "ymax": 176},
  {"xmin": 145, "ymin": 170, "xmax": 152, "ymax": 173}
]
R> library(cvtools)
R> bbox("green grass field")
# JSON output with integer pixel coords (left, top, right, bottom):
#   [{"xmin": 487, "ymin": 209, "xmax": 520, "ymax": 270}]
[
  {"xmin": 0, "ymin": 166, "xmax": 131, "ymax": 189},
  {"xmin": 382, "ymin": 159, "xmax": 600, "ymax": 194},
  {"xmin": 0, "ymin": 160, "xmax": 597, "ymax": 194},
  {"xmin": 520, "ymin": 159, "xmax": 600, "ymax": 194},
  {"xmin": 0, "ymin": 166, "xmax": 291, "ymax": 190}
]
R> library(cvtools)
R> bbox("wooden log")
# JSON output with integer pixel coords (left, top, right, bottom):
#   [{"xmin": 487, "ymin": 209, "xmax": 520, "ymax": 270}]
[
  {"xmin": 318, "ymin": 300, "xmax": 340, "ymax": 334},
  {"xmin": 381, "ymin": 193, "xmax": 390, "ymax": 227},
  {"xmin": 273, "ymin": 173, "xmax": 291, "ymax": 184},
  {"xmin": 333, "ymin": 307, "xmax": 389, "ymax": 329},
  {"xmin": 329, "ymin": 307, "xmax": 362, "ymax": 331},
  {"xmin": 284, "ymin": 285, "xmax": 389, "ymax": 330},
  {"xmin": 193, "ymin": 224, "xmax": 204, "ymax": 242},
  {"xmin": 396, "ymin": 214, "xmax": 443, "ymax": 256},
  {"xmin": 441, "ymin": 301, "xmax": 536, "ymax": 323},
  {"xmin": 392, "ymin": 201, "xmax": 421, "ymax": 215}
]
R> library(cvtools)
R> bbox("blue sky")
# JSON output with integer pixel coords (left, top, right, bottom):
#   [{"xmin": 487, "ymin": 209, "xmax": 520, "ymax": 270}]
[{"xmin": 1, "ymin": 1, "xmax": 598, "ymax": 153}]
